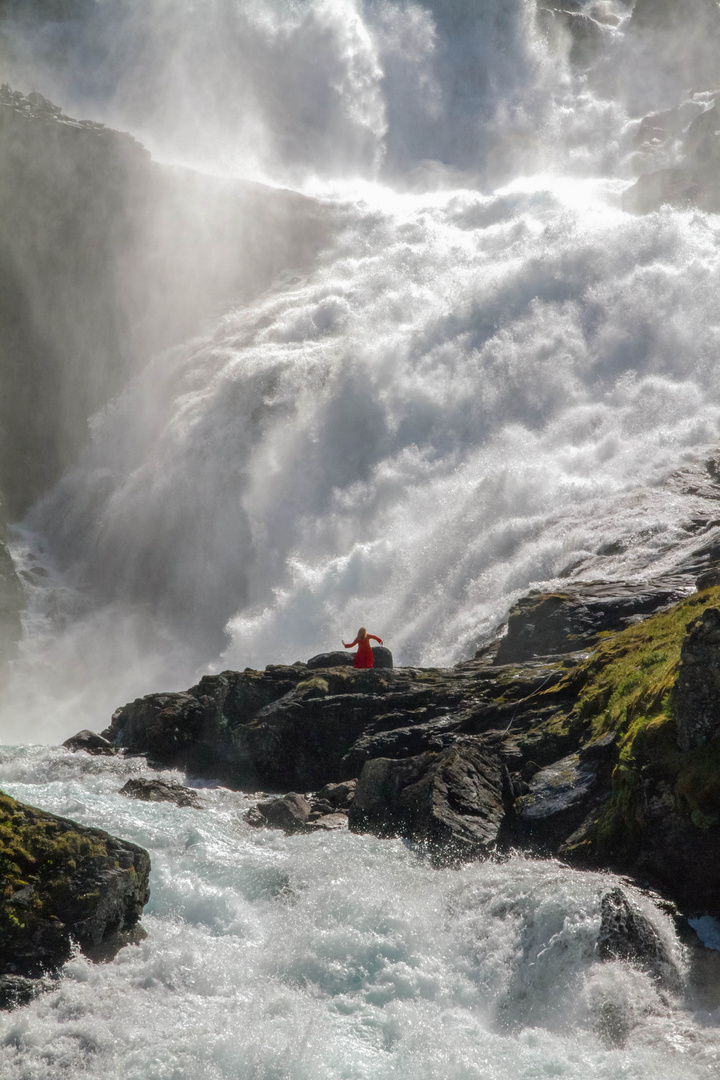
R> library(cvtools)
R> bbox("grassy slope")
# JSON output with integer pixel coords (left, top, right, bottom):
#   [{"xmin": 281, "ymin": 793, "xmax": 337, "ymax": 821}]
[{"xmin": 549, "ymin": 585, "xmax": 720, "ymax": 859}]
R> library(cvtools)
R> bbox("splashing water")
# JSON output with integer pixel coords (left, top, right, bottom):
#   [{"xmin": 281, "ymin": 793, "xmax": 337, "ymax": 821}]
[
  {"xmin": 2, "ymin": 745, "xmax": 719, "ymax": 1080},
  {"xmin": 0, "ymin": 0, "xmax": 719, "ymax": 739},
  {"xmin": 1, "ymin": 5, "xmax": 720, "ymax": 1072}
]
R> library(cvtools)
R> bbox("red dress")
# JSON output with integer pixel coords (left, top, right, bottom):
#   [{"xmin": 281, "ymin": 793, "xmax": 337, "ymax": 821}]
[{"xmin": 346, "ymin": 634, "xmax": 382, "ymax": 668}]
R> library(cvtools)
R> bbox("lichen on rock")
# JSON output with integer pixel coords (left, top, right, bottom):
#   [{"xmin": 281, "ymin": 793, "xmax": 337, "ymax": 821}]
[{"xmin": 0, "ymin": 789, "xmax": 150, "ymax": 998}]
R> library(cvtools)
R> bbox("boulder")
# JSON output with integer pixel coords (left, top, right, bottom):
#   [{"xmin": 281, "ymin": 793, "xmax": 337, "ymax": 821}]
[
  {"xmin": 0, "ymin": 789, "xmax": 150, "ymax": 991},
  {"xmin": 245, "ymin": 792, "xmax": 312, "ymax": 832},
  {"xmin": 63, "ymin": 729, "xmax": 117, "ymax": 756},
  {"xmin": 696, "ymin": 567, "xmax": 720, "ymax": 591},
  {"xmin": 349, "ymin": 744, "xmax": 507, "ymax": 862},
  {"xmin": 306, "ymin": 651, "xmax": 354, "ymax": 668},
  {"xmin": 307, "ymin": 646, "xmax": 393, "ymax": 669},
  {"xmin": 119, "ymin": 777, "xmax": 203, "ymax": 809},
  {"xmin": 674, "ymin": 607, "xmax": 720, "ymax": 750},
  {"xmin": 313, "ymin": 779, "xmax": 357, "ymax": 811},
  {"xmin": 305, "ymin": 812, "xmax": 348, "ymax": 831},
  {"xmin": 0, "ymin": 973, "xmax": 51, "ymax": 1011},
  {"xmin": 598, "ymin": 886, "xmax": 683, "ymax": 992}
]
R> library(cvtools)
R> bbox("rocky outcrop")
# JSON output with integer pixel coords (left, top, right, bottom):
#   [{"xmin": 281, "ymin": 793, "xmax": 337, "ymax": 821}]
[
  {"xmin": 348, "ymin": 744, "xmax": 508, "ymax": 861},
  {"xmin": 97, "ymin": 562, "xmax": 720, "ymax": 915},
  {"xmin": 119, "ymin": 777, "xmax": 203, "ymax": 809},
  {"xmin": 0, "ymin": 789, "xmax": 150, "ymax": 1003},
  {"xmin": 495, "ymin": 582, "xmax": 683, "ymax": 663},
  {"xmin": 673, "ymin": 607, "xmax": 720, "ymax": 751},
  {"xmin": 105, "ymin": 664, "xmax": 473, "ymax": 788}
]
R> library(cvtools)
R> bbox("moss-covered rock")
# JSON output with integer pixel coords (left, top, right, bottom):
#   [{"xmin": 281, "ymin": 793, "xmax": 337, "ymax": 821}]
[
  {"xmin": 540, "ymin": 585, "xmax": 720, "ymax": 912},
  {"xmin": 0, "ymin": 789, "xmax": 150, "ymax": 996}
]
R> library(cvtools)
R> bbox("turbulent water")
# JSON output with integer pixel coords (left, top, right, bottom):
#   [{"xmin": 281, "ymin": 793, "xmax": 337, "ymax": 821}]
[
  {"xmin": 2, "ymin": 0, "xmax": 720, "ymax": 1074},
  {"xmin": 2, "ymin": 1, "xmax": 720, "ymax": 740},
  {"xmin": 2, "ymin": 745, "xmax": 720, "ymax": 1080}
]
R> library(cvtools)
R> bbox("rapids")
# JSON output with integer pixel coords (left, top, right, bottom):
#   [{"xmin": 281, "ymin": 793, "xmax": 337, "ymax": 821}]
[
  {"xmin": 1, "ymin": 745, "xmax": 719, "ymax": 1080},
  {"xmin": 1, "ymin": 1, "xmax": 720, "ymax": 1073}
]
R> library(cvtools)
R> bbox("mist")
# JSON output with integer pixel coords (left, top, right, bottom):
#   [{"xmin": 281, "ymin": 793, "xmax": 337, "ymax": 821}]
[{"xmin": 1, "ymin": 0, "xmax": 720, "ymax": 742}]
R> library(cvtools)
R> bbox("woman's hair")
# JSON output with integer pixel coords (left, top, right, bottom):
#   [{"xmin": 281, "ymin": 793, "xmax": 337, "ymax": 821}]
[{"xmin": 357, "ymin": 627, "xmax": 367, "ymax": 640}]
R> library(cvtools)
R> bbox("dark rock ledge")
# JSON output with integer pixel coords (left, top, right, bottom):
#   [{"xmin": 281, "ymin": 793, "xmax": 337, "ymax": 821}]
[
  {"xmin": 64, "ymin": 560, "xmax": 720, "ymax": 919},
  {"xmin": 0, "ymin": 790, "xmax": 150, "ymax": 1010}
]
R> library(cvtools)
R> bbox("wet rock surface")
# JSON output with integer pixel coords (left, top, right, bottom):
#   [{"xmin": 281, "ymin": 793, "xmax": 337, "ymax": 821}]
[
  {"xmin": 246, "ymin": 792, "xmax": 313, "ymax": 833},
  {"xmin": 0, "ymin": 789, "xmax": 151, "ymax": 1004},
  {"xmin": 0, "ymin": 972, "xmax": 53, "ymax": 1011},
  {"xmin": 514, "ymin": 746, "xmax": 609, "ymax": 847},
  {"xmin": 598, "ymin": 886, "xmax": 683, "ymax": 992},
  {"xmin": 64, "ymin": 729, "xmax": 118, "ymax": 756},
  {"xmin": 119, "ymin": 777, "xmax": 203, "ymax": 809},
  {"xmin": 348, "ymin": 744, "xmax": 508, "ymax": 861}
]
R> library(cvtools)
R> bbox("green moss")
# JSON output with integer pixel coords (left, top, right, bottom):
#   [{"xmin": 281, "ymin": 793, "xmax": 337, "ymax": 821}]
[
  {"xmin": 295, "ymin": 676, "xmax": 330, "ymax": 697},
  {"xmin": 0, "ymin": 790, "xmax": 116, "ymax": 965},
  {"xmin": 674, "ymin": 740, "xmax": 720, "ymax": 822},
  {"xmin": 550, "ymin": 585, "xmax": 720, "ymax": 852}
]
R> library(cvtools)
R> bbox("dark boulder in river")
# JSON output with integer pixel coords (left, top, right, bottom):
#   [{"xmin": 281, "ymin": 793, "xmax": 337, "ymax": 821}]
[
  {"xmin": 0, "ymin": 789, "xmax": 150, "ymax": 1007},
  {"xmin": 63, "ymin": 729, "xmax": 117, "ymax": 756},
  {"xmin": 348, "ymin": 743, "xmax": 508, "ymax": 862},
  {"xmin": 119, "ymin": 777, "xmax": 203, "ymax": 809}
]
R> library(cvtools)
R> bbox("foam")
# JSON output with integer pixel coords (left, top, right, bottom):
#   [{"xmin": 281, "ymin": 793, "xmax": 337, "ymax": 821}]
[{"xmin": 1, "ymin": 746, "xmax": 716, "ymax": 1079}]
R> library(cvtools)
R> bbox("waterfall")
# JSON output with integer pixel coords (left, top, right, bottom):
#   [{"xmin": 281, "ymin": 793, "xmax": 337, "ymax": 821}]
[
  {"xmin": 1, "ymin": 3, "xmax": 720, "ymax": 1075},
  {"xmin": 2, "ymin": 0, "xmax": 720, "ymax": 740}
]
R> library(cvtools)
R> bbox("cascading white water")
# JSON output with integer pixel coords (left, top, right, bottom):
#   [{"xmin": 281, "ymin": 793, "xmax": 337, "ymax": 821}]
[
  {"xmin": 1, "ymin": 3, "xmax": 720, "ymax": 1073},
  {"xmin": 2, "ymin": 745, "xmax": 720, "ymax": 1080},
  {"xmin": 2, "ymin": 1, "xmax": 719, "ymax": 740}
]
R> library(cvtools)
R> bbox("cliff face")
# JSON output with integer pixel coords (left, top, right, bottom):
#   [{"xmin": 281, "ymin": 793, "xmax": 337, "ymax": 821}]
[
  {"xmin": 0, "ymin": 85, "xmax": 331, "ymax": 520},
  {"xmin": 0, "ymin": 83, "xmax": 332, "ymax": 668}
]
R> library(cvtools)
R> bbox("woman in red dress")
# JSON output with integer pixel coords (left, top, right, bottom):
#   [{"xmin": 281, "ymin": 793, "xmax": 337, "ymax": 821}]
[{"xmin": 343, "ymin": 627, "xmax": 383, "ymax": 669}]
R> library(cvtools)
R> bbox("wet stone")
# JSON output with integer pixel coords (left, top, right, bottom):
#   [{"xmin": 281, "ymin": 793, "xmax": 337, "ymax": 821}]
[
  {"xmin": 119, "ymin": 777, "xmax": 203, "ymax": 809},
  {"xmin": 598, "ymin": 886, "xmax": 684, "ymax": 992},
  {"xmin": 63, "ymin": 729, "xmax": 117, "ymax": 756}
]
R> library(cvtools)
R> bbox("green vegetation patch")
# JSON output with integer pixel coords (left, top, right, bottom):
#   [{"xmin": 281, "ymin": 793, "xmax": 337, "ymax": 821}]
[
  {"xmin": 554, "ymin": 585, "xmax": 720, "ymax": 855},
  {"xmin": 0, "ymin": 790, "xmax": 111, "ymax": 968}
]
